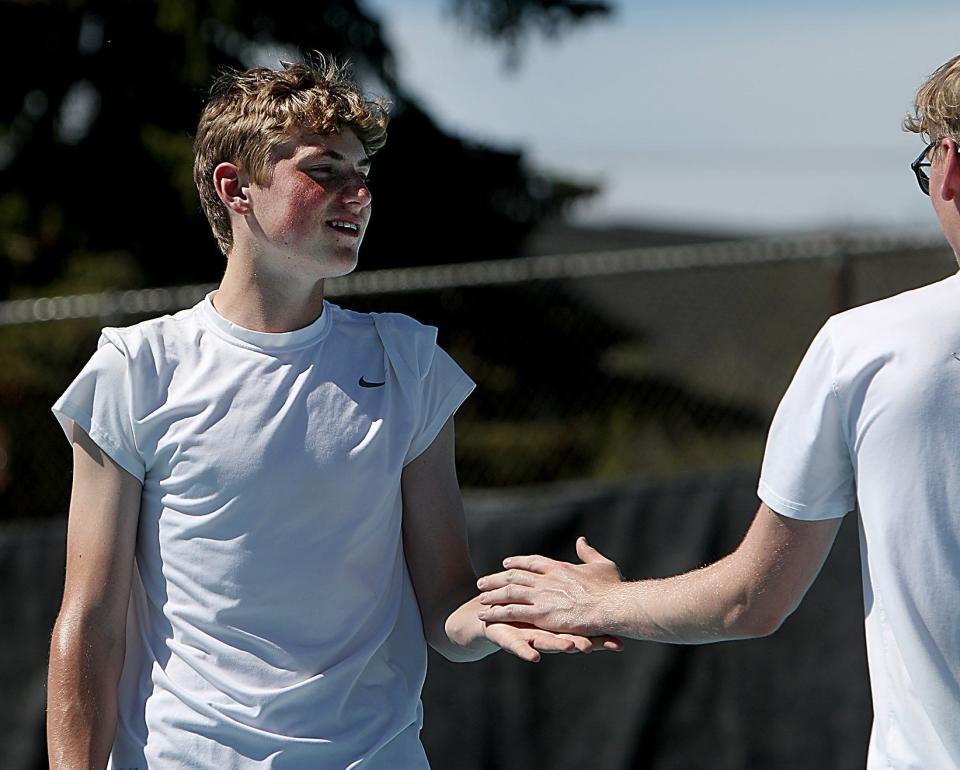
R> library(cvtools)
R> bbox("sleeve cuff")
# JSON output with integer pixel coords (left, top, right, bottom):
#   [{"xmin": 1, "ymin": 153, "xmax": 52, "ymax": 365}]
[
  {"xmin": 757, "ymin": 480, "xmax": 852, "ymax": 521},
  {"xmin": 51, "ymin": 400, "xmax": 146, "ymax": 483},
  {"xmin": 404, "ymin": 376, "xmax": 476, "ymax": 466}
]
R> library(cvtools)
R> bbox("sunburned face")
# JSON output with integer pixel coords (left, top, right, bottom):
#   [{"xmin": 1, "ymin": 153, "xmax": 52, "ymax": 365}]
[{"xmin": 247, "ymin": 128, "xmax": 373, "ymax": 277}]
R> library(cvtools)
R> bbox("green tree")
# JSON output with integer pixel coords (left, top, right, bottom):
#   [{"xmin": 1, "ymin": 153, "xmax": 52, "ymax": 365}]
[{"xmin": 0, "ymin": 0, "xmax": 609, "ymax": 297}]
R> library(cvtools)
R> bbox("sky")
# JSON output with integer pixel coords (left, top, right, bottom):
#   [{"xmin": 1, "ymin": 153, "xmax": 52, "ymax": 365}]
[{"xmin": 363, "ymin": 0, "xmax": 960, "ymax": 235}]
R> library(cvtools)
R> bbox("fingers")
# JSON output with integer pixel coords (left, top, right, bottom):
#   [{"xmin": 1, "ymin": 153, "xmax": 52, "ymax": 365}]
[
  {"xmin": 483, "ymin": 622, "xmax": 556, "ymax": 663},
  {"xmin": 576, "ymin": 536, "xmax": 612, "ymax": 565},
  {"xmin": 478, "ymin": 603, "xmax": 535, "ymax": 624},
  {"xmin": 552, "ymin": 633, "xmax": 594, "ymax": 654},
  {"xmin": 476, "ymin": 568, "xmax": 537, "ymax": 592},
  {"xmin": 484, "ymin": 619, "xmax": 624, "ymax": 664},
  {"xmin": 502, "ymin": 638, "xmax": 542, "ymax": 663},
  {"xmin": 520, "ymin": 630, "xmax": 623, "ymax": 654},
  {"xmin": 500, "ymin": 554, "xmax": 555, "ymax": 573},
  {"xmin": 557, "ymin": 634, "xmax": 623, "ymax": 653},
  {"xmin": 527, "ymin": 630, "xmax": 582, "ymax": 654},
  {"xmin": 595, "ymin": 635, "xmax": 625, "ymax": 652},
  {"xmin": 477, "ymin": 583, "xmax": 533, "ymax": 607},
  {"xmin": 484, "ymin": 623, "xmax": 542, "ymax": 662}
]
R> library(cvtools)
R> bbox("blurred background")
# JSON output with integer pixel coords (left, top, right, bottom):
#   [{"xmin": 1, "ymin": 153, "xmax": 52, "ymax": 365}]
[{"xmin": 1, "ymin": 1, "xmax": 958, "ymax": 767}]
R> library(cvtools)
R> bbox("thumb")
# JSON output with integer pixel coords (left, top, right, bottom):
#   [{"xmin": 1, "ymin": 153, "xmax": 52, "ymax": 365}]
[{"xmin": 576, "ymin": 536, "xmax": 611, "ymax": 565}]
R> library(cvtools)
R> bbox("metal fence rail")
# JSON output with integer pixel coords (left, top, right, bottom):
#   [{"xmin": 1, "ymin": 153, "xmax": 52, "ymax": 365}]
[
  {"xmin": 1, "ymin": 228, "xmax": 955, "ymax": 512},
  {"xmin": 0, "ymin": 228, "xmax": 947, "ymax": 325}
]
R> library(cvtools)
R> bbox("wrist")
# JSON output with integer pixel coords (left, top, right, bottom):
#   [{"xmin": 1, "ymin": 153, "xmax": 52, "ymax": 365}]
[
  {"xmin": 442, "ymin": 602, "xmax": 498, "ymax": 662},
  {"xmin": 597, "ymin": 582, "xmax": 633, "ymax": 638}
]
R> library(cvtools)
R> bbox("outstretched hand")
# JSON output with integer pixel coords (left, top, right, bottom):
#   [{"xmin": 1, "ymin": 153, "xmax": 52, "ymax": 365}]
[
  {"xmin": 477, "ymin": 537, "xmax": 625, "ymax": 637},
  {"xmin": 482, "ymin": 620, "xmax": 622, "ymax": 663}
]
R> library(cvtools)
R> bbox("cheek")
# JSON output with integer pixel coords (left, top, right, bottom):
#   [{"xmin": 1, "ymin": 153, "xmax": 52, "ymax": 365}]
[{"xmin": 275, "ymin": 179, "xmax": 330, "ymax": 238}]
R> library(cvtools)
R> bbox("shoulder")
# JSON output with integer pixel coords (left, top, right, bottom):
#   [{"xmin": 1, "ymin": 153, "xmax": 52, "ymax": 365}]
[
  {"xmin": 827, "ymin": 274, "xmax": 960, "ymax": 353},
  {"xmin": 332, "ymin": 305, "xmax": 435, "ymax": 336},
  {"xmin": 369, "ymin": 311, "xmax": 437, "ymax": 343},
  {"xmin": 373, "ymin": 312, "xmax": 439, "ymax": 379},
  {"xmin": 331, "ymin": 306, "xmax": 440, "ymax": 380},
  {"xmin": 97, "ymin": 304, "xmax": 203, "ymax": 365}
]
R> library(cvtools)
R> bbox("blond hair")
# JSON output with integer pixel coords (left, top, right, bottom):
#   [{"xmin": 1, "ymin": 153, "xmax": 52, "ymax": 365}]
[
  {"xmin": 904, "ymin": 54, "xmax": 960, "ymax": 156},
  {"xmin": 193, "ymin": 53, "xmax": 389, "ymax": 255}
]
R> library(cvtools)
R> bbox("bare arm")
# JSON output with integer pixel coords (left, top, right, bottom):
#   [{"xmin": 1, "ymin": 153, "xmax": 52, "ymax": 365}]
[
  {"xmin": 476, "ymin": 503, "xmax": 843, "ymax": 643},
  {"xmin": 401, "ymin": 417, "xmax": 619, "ymax": 662},
  {"xmin": 48, "ymin": 425, "xmax": 142, "ymax": 769}
]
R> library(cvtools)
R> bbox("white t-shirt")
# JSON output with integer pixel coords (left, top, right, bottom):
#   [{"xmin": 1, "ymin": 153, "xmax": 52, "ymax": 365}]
[
  {"xmin": 759, "ymin": 273, "xmax": 960, "ymax": 770},
  {"xmin": 52, "ymin": 294, "xmax": 475, "ymax": 769}
]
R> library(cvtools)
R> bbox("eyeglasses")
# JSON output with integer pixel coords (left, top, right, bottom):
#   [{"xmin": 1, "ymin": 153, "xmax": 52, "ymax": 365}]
[{"xmin": 911, "ymin": 140, "xmax": 936, "ymax": 196}]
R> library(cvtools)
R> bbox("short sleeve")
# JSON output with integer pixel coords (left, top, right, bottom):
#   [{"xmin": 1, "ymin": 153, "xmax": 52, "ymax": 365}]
[
  {"xmin": 758, "ymin": 320, "xmax": 855, "ymax": 520},
  {"xmin": 404, "ymin": 344, "xmax": 476, "ymax": 465},
  {"xmin": 51, "ymin": 334, "xmax": 145, "ymax": 482}
]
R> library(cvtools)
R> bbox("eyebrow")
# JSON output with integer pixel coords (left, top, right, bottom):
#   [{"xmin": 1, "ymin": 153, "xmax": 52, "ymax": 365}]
[{"xmin": 301, "ymin": 148, "xmax": 371, "ymax": 169}]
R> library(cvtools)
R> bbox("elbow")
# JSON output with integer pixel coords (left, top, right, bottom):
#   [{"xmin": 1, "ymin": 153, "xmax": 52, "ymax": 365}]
[
  {"xmin": 723, "ymin": 593, "xmax": 792, "ymax": 639},
  {"xmin": 50, "ymin": 602, "xmax": 125, "ymax": 662},
  {"xmin": 734, "ymin": 610, "xmax": 787, "ymax": 638}
]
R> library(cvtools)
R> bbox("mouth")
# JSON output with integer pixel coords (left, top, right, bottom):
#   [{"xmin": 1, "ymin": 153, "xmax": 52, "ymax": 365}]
[{"xmin": 327, "ymin": 219, "xmax": 361, "ymax": 238}]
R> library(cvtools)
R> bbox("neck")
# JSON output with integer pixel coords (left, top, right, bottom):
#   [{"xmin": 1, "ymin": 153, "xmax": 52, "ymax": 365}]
[{"xmin": 214, "ymin": 248, "xmax": 327, "ymax": 333}]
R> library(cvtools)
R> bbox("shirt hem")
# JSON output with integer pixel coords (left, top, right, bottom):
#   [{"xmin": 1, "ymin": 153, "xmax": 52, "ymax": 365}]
[
  {"xmin": 404, "ymin": 378, "xmax": 476, "ymax": 466},
  {"xmin": 757, "ymin": 481, "xmax": 851, "ymax": 521},
  {"xmin": 51, "ymin": 400, "xmax": 146, "ymax": 483}
]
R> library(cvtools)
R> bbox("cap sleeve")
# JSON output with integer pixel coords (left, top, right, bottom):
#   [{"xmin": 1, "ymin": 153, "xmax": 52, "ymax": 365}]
[
  {"xmin": 404, "ymin": 343, "xmax": 476, "ymax": 465},
  {"xmin": 758, "ymin": 319, "xmax": 855, "ymax": 520},
  {"xmin": 51, "ymin": 332, "xmax": 145, "ymax": 482},
  {"xmin": 370, "ymin": 313, "xmax": 475, "ymax": 466}
]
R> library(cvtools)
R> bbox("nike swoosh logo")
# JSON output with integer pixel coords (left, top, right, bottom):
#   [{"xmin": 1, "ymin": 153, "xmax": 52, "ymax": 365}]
[{"xmin": 359, "ymin": 377, "xmax": 385, "ymax": 388}]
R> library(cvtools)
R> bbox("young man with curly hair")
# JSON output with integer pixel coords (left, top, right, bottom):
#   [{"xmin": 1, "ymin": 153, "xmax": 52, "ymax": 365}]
[
  {"xmin": 477, "ymin": 53, "xmax": 960, "ymax": 769},
  {"xmin": 45, "ymin": 55, "xmax": 614, "ymax": 769}
]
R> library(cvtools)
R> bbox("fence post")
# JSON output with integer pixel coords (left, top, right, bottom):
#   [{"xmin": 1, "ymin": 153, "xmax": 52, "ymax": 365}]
[{"xmin": 827, "ymin": 238, "xmax": 852, "ymax": 313}]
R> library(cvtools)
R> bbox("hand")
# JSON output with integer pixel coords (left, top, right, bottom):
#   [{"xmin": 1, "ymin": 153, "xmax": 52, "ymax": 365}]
[
  {"xmin": 482, "ymin": 621, "xmax": 622, "ymax": 663},
  {"xmin": 476, "ymin": 536, "xmax": 624, "ymax": 636}
]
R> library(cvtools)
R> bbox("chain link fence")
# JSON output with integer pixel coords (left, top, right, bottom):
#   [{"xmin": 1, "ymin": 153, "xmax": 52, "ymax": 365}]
[{"xmin": 0, "ymin": 230, "xmax": 954, "ymax": 522}]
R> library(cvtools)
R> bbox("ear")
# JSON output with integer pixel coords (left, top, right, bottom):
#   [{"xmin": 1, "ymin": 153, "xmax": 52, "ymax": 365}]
[
  {"xmin": 213, "ymin": 162, "xmax": 252, "ymax": 215},
  {"xmin": 937, "ymin": 138, "xmax": 960, "ymax": 203}
]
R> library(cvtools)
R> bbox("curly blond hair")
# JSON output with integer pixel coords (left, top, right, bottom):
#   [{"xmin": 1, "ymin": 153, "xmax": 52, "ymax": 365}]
[
  {"xmin": 904, "ymin": 54, "xmax": 960, "ymax": 157},
  {"xmin": 193, "ymin": 53, "xmax": 389, "ymax": 255}
]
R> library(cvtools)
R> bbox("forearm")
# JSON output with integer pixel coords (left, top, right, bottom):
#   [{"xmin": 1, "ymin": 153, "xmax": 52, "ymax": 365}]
[
  {"xmin": 47, "ymin": 611, "xmax": 124, "ymax": 769},
  {"xmin": 600, "ymin": 557, "xmax": 782, "ymax": 644}
]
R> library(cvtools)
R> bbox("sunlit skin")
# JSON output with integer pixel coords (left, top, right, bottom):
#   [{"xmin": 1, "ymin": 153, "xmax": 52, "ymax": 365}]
[
  {"xmin": 928, "ymin": 137, "xmax": 960, "ymax": 261},
  {"xmin": 211, "ymin": 129, "xmax": 372, "ymax": 333},
  {"xmin": 204, "ymin": 126, "xmax": 624, "ymax": 662},
  {"xmin": 473, "ymin": 135, "xmax": 960, "ymax": 649},
  {"xmin": 248, "ymin": 129, "xmax": 372, "ymax": 274}
]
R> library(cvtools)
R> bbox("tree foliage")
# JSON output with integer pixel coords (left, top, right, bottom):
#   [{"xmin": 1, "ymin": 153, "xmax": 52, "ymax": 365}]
[
  {"xmin": 0, "ymin": 0, "xmax": 602, "ymax": 298},
  {"xmin": 449, "ymin": 0, "xmax": 612, "ymax": 66}
]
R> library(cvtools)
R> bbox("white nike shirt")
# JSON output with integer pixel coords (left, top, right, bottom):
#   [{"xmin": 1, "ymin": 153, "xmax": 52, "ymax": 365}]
[
  {"xmin": 52, "ymin": 294, "xmax": 475, "ymax": 769},
  {"xmin": 759, "ymin": 273, "xmax": 960, "ymax": 770}
]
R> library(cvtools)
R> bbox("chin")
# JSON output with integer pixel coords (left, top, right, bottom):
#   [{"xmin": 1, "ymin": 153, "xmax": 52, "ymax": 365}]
[{"xmin": 324, "ymin": 249, "xmax": 360, "ymax": 279}]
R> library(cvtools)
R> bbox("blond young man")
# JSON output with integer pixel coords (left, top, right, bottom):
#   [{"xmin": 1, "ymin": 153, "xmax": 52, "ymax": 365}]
[
  {"xmin": 477, "ymin": 54, "xmax": 960, "ymax": 768},
  {"xmin": 45, "ymin": 56, "xmax": 616, "ymax": 770}
]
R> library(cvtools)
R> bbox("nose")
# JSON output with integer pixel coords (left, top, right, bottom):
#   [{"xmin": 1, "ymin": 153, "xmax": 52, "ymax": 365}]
[{"xmin": 342, "ymin": 174, "xmax": 372, "ymax": 209}]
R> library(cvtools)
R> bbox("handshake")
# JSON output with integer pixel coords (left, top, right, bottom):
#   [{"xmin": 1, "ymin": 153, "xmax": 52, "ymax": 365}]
[
  {"xmin": 469, "ymin": 501, "xmax": 829, "ymax": 661},
  {"xmin": 473, "ymin": 536, "xmax": 628, "ymax": 662}
]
